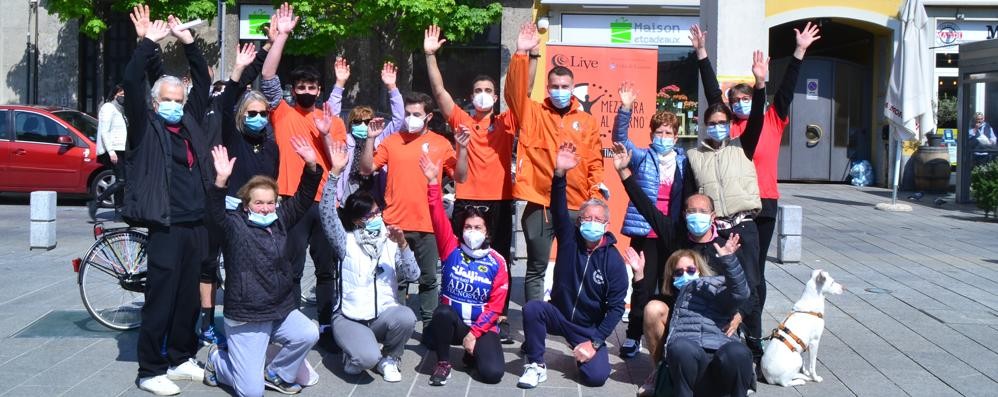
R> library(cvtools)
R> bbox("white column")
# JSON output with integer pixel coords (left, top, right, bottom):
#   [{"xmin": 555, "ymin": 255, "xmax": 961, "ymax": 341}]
[{"xmin": 698, "ymin": 0, "xmax": 768, "ymax": 130}]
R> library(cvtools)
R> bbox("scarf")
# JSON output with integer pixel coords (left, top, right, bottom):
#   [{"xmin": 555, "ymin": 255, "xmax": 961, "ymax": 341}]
[
  {"xmin": 459, "ymin": 243, "xmax": 491, "ymax": 260},
  {"xmin": 353, "ymin": 226, "xmax": 387, "ymax": 259}
]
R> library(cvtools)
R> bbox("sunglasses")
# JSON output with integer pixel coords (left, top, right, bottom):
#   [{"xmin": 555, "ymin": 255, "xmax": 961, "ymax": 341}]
[
  {"xmin": 246, "ymin": 110, "xmax": 270, "ymax": 117},
  {"xmin": 460, "ymin": 204, "xmax": 490, "ymax": 213},
  {"xmin": 673, "ymin": 266, "xmax": 698, "ymax": 278},
  {"xmin": 352, "ymin": 118, "xmax": 373, "ymax": 126}
]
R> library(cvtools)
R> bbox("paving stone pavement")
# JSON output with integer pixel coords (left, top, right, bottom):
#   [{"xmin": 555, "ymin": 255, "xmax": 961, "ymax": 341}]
[{"xmin": 0, "ymin": 184, "xmax": 996, "ymax": 397}]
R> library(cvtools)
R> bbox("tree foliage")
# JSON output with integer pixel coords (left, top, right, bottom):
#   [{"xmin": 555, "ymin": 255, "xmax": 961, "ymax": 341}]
[{"xmin": 47, "ymin": 1, "xmax": 233, "ymax": 39}]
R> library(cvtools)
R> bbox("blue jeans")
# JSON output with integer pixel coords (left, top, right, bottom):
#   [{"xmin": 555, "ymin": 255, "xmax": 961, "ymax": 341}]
[{"xmin": 522, "ymin": 300, "xmax": 610, "ymax": 387}]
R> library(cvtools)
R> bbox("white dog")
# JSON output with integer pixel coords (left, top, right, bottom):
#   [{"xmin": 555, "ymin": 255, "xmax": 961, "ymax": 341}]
[{"xmin": 761, "ymin": 269, "xmax": 844, "ymax": 387}]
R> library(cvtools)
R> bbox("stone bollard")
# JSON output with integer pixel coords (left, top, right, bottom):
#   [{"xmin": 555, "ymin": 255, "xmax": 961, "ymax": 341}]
[
  {"xmin": 30, "ymin": 191, "xmax": 57, "ymax": 250},
  {"xmin": 776, "ymin": 204, "xmax": 802, "ymax": 263}
]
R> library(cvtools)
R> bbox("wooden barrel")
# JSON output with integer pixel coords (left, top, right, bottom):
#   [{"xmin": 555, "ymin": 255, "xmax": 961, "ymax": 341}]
[{"xmin": 912, "ymin": 146, "xmax": 951, "ymax": 192}]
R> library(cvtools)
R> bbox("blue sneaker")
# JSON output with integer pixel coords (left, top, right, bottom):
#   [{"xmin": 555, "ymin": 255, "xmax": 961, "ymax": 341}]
[
  {"xmin": 265, "ymin": 369, "xmax": 303, "ymax": 394},
  {"xmin": 200, "ymin": 325, "xmax": 227, "ymax": 349}
]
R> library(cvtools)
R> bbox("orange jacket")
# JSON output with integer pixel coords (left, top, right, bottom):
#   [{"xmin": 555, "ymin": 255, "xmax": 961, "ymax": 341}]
[{"xmin": 504, "ymin": 54, "xmax": 604, "ymax": 210}]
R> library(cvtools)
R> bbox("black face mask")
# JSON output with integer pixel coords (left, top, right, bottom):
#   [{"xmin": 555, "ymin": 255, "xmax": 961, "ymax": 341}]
[
  {"xmin": 115, "ymin": 96, "xmax": 125, "ymax": 105},
  {"xmin": 295, "ymin": 93, "xmax": 317, "ymax": 109}
]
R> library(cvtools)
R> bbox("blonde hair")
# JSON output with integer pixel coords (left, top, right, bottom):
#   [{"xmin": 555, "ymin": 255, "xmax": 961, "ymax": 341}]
[
  {"xmin": 661, "ymin": 249, "xmax": 714, "ymax": 296},
  {"xmin": 348, "ymin": 106, "xmax": 374, "ymax": 125},
  {"xmin": 235, "ymin": 90, "xmax": 269, "ymax": 134},
  {"xmin": 237, "ymin": 175, "xmax": 278, "ymax": 206}
]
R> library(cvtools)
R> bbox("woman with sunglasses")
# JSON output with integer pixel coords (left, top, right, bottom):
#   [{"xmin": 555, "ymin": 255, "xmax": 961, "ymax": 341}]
[
  {"xmin": 418, "ymin": 153, "xmax": 509, "ymax": 386},
  {"xmin": 318, "ymin": 138, "xmax": 419, "ymax": 383}
]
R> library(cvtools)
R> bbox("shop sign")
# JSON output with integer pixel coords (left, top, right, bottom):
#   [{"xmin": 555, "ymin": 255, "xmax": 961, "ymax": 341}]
[
  {"xmin": 562, "ymin": 14, "xmax": 697, "ymax": 46},
  {"xmin": 935, "ymin": 19, "xmax": 998, "ymax": 47}
]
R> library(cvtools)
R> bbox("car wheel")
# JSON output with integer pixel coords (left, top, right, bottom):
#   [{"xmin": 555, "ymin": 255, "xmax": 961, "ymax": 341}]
[{"xmin": 91, "ymin": 169, "xmax": 117, "ymax": 207}]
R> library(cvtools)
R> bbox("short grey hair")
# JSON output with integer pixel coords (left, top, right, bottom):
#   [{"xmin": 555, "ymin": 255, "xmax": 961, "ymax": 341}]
[
  {"xmin": 150, "ymin": 75, "xmax": 188, "ymax": 104},
  {"xmin": 579, "ymin": 198, "xmax": 610, "ymax": 222}
]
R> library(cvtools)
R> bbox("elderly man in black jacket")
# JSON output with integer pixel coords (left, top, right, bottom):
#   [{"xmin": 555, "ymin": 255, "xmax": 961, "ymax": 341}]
[{"xmin": 121, "ymin": 16, "xmax": 214, "ymax": 395}]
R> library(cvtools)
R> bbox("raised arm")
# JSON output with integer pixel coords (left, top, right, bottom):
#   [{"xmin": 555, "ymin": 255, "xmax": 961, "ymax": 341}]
[
  {"xmin": 379, "ymin": 62, "xmax": 405, "ymax": 142},
  {"xmin": 740, "ymin": 50, "xmax": 768, "ymax": 159},
  {"xmin": 773, "ymin": 22, "xmax": 820, "ymax": 120},
  {"xmin": 469, "ymin": 255, "xmax": 509, "ymax": 338},
  {"xmin": 358, "ymin": 118, "xmax": 386, "ymax": 176},
  {"xmin": 276, "ymin": 136, "xmax": 321, "ymax": 228},
  {"xmin": 325, "ymin": 57, "xmax": 349, "ymax": 117},
  {"xmin": 319, "ymin": 140, "xmax": 351, "ymax": 261},
  {"xmin": 424, "ymin": 25, "xmax": 458, "ymax": 121},
  {"xmin": 552, "ymin": 142, "xmax": 580, "ymax": 242},
  {"xmin": 504, "ymin": 23, "xmax": 541, "ymax": 127},
  {"xmin": 690, "ymin": 24, "xmax": 723, "ymax": 106},
  {"xmin": 165, "ymin": 15, "xmax": 209, "ymax": 124},
  {"xmin": 261, "ymin": 3, "xmax": 298, "ymax": 81},
  {"xmin": 123, "ymin": 20, "xmax": 171, "ymax": 148},
  {"xmin": 207, "ymin": 145, "xmax": 238, "ymax": 234},
  {"xmin": 453, "ymin": 125, "xmax": 470, "ymax": 183},
  {"xmin": 583, "ymin": 121, "xmax": 605, "ymax": 200},
  {"xmin": 420, "ymin": 154, "xmax": 460, "ymax": 257},
  {"xmin": 612, "ymin": 82, "xmax": 638, "ymax": 153}
]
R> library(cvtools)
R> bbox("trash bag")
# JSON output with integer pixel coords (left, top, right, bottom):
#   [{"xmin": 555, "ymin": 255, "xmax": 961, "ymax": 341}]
[{"xmin": 849, "ymin": 160, "xmax": 873, "ymax": 187}]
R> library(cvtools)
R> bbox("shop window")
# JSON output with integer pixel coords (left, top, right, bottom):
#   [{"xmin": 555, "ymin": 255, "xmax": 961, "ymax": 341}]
[
  {"xmin": 936, "ymin": 53, "xmax": 959, "ymax": 68},
  {"xmin": 655, "ymin": 46, "xmax": 699, "ymax": 139}
]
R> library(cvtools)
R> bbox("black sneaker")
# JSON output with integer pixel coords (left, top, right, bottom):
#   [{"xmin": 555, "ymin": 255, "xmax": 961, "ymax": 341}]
[
  {"xmin": 498, "ymin": 321, "xmax": 514, "ymax": 345},
  {"xmin": 264, "ymin": 369, "xmax": 302, "ymax": 394},
  {"xmin": 620, "ymin": 338, "xmax": 641, "ymax": 359},
  {"xmin": 87, "ymin": 200, "xmax": 98, "ymax": 221},
  {"xmin": 428, "ymin": 361, "xmax": 452, "ymax": 386}
]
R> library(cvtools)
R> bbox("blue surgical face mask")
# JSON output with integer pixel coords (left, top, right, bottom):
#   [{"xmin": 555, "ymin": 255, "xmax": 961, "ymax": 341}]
[
  {"xmin": 650, "ymin": 137, "xmax": 675, "ymax": 154},
  {"xmin": 672, "ymin": 272, "xmax": 700, "ymax": 290},
  {"xmin": 732, "ymin": 100, "xmax": 752, "ymax": 119},
  {"xmin": 365, "ymin": 215, "xmax": 384, "ymax": 233},
  {"xmin": 351, "ymin": 124, "xmax": 369, "ymax": 139},
  {"xmin": 707, "ymin": 123, "xmax": 729, "ymax": 141},
  {"xmin": 686, "ymin": 213, "xmax": 712, "ymax": 236},
  {"xmin": 247, "ymin": 210, "xmax": 278, "ymax": 227},
  {"xmin": 243, "ymin": 115, "xmax": 268, "ymax": 133},
  {"xmin": 549, "ymin": 89, "xmax": 573, "ymax": 109},
  {"xmin": 157, "ymin": 101, "xmax": 184, "ymax": 124},
  {"xmin": 579, "ymin": 221, "xmax": 606, "ymax": 242}
]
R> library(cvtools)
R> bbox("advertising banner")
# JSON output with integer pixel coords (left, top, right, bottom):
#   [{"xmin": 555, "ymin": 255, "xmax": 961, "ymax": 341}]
[{"xmin": 562, "ymin": 14, "xmax": 698, "ymax": 46}]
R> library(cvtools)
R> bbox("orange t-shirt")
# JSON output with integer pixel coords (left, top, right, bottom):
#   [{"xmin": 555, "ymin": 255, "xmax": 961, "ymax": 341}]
[
  {"xmin": 447, "ymin": 104, "xmax": 516, "ymax": 201},
  {"xmin": 374, "ymin": 131, "xmax": 456, "ymax": 233},
  {"xmin": 271, "ymin": 100, "xmax": 346, "ymax": 201}
]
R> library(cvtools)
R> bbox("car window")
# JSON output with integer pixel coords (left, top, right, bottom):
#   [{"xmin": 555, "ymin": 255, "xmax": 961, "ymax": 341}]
[
  {"xmin": 14, "ymin": 111, "xmax": 69, "ymax": 144},
  {"xmin": 0, "ymin": 110, "xmax": 9, "ymax": 140},
  {"xmin": 52, "ymin": 110, "xmax": 98, "ymax": 142}
]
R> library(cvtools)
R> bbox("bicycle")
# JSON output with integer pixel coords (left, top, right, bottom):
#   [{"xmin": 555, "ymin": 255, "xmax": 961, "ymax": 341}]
[{"xmin": 73, "ymin": 223, "xmax": 148, "ymax": 330}]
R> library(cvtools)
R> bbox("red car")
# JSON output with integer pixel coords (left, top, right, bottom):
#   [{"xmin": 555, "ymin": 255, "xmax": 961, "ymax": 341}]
[{"xmin": 0, "ymin": 105, "xmax": 114, "ymax": 204}]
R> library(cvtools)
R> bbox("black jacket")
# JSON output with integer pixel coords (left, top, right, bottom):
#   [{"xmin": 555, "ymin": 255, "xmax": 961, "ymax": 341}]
[
  {"xmin": 206, "ymin": 165, "xmax": 322, "ymax": 322},
  {"xmin": 120, "ymin": 39, "xmax": 213, "ymax": 227},
  {"xmin": 218, "ymin": 49, "xmax": 279, "ymax": 195}
]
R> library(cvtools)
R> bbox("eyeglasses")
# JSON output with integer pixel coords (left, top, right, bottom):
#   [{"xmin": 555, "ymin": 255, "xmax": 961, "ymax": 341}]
[
  {"xmin": 684, "ymin": 208, "xmax": 712, "ymax": 215},
  {"xmin": 246, "ymin": 110, "xmax": 270, "ymax": 117},
  {"xmin": 579, "ymin": 216, "xmax": 608, "ymax": 223},
  {"xmin": 673, "ymin": 266, "xmax": 697, "ymax": 278},
  {"xmin": 361, "ymin": 210, "xmax": 382, "ymax": 222},
  {"xmin": 352, "ymin": 118, "xmax": 372, "ymax": 126}
]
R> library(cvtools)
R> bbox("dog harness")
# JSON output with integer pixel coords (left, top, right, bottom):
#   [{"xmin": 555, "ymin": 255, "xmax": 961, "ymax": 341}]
[{"xmin": 767, "ymin": 311, "xmax": 824, "ymax": 353}]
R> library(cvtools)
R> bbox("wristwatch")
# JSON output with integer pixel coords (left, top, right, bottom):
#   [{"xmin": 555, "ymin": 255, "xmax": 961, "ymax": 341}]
[{"xmin": 590, "ymin": 337, "xmax": 605, "ymax": 351}]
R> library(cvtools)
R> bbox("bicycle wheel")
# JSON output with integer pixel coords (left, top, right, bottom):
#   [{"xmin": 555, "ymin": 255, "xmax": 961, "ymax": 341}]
[{"xmin": 79, "ymin": 229, "xmax": 148, "ymax": 330}]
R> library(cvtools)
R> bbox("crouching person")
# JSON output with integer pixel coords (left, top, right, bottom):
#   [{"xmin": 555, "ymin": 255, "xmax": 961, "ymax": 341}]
[
  {"xmin": 203, "ymin": 139, "xmax": 322, "ymax": 396},
  {"xmin": 318, "ymin": 137, "xmax": 419, "ymax": 383},
  {"xmin": 518, "ymin": 142, "xmax": 628, "ymax": 389}
]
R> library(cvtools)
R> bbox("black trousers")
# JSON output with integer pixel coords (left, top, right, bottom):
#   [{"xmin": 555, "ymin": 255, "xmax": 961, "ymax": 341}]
[
  {"xmin": 95, "ymin": 151, "xmax": 126, "ymax": 207},
  {"xmin": 755, "ymin": 199, "xmax": 778, "ymax": 318},
  {"xmin": 717, "ymin": 220, "xmax": 762, "ymax": 354},
  {"xmin": 284, "ymin": 203, "xmax": 336, "ymax": 325},
  {"xmin": 452, "ymin": 199, "xmax": 513, "ymax": 315},
  {"xmin": 137, "ymin": 223, "xmax": 209, "ymax": 378},
  {"xmin": 428, "ymin": 305, "xmax": 504, "ymax": 384},
  {"xmin": 626, "ymin": 236, "xmax": 666, "ymax": 340},
  {"xmin": 666, "ymin": 338, "xmax": 754, "ymax": 397}
]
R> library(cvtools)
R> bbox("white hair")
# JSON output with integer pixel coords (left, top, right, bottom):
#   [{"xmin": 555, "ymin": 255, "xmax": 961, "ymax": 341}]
[
  {"xmin": 150, "ymin": 75, "xmax": 188, "ymax": 104},
  {"xmin": 579, "ymin": 198, "xmax": 610, "ymax": 222}
]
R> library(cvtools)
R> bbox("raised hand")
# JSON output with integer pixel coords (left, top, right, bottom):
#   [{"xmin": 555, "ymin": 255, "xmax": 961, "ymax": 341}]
[
  {"xmin": 130, "ymin": 4, "xmax": 151, "ymax": 39},
  {"xmin": 714, "ymin": 233, "xmax": 741, "ymax": 256},
  {"xmin": 314, "ymin": 103, "xmax": 334, "ymax": 136},
  {"xmin": 752, "ymin": 50, "xmax": 769, "ymax": 83},
  {"xmin": 624, "ymin": 247, "xmax": 645, "ymax": 282},
  {"xmin": 611, "ymin": 142, "xmax": 632, "ymax": 172},
  {"xmin": 274, "ymin": 2, "xmax": 299, "ymax": 36},
  {"xmin": 327, "ymin": 139, "xmax": 349, "ymax": 175},
  {"xmin": 618, "ymin": 81, "xmax": 637, "ymax": 110},
  {"xmin": 554, "ymin": 142, "xmax": 579, "ymax": 175},
  {"xmin": 516, "ymin": 23, "xmax": 540, "ymax": 53},
  {"xmin": 367, "ymin": 117, "xmax": 386, "ymax": 139},
  {"xmin": 424, "ymin": 25, "xmax": 447, "ymax": 55},
  {"xmin": 290, "ymin": 135, "xmax": 317, "ymax": 167},
  {"xmin": 144, "ymin": 19, "xmax": 171, "ymax": 42},
  {"xmin": 418, "ymin": 154, "xmax": 441, "ymax": 184},
  {"xmin": 795, "ymin": 21, "xmax": 822, "ymax": 51},
  {"xmin": 167, "ymin": 15, "xmax": 195, "ymax": 45},
  {"xmin": 688, "ymin": 24, "xmax": 706, "ymax": 51},
  {"xmin": 387, "ymin": 225, "xmax": 407, "ymax": 248},
  {"xmin": 333, "ymin": 57, "xmax": 350, "ymax": 86},
  {"xmin": 381, "ymin": 62, "xmax": 398, "ymax": 89},
  {"xmin": 211, "ymin": 145, "xmax": 236, "ymax": 186},
  {"xmin": 234, "ymin": 43, "xmax": 257, "ymax": 68},
  {"xmin": 454, "ymin": 125, "xmax": 471, "ymax": 148}
]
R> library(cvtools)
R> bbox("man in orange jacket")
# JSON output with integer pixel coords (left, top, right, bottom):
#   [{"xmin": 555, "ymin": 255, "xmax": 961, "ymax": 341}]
[{"xmin": 505, "ymin": 23, "xmax": 604, "ymax": 302}]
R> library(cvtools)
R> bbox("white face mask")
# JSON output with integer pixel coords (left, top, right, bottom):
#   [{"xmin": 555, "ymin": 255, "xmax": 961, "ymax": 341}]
[
  {"xmin": 405, "ymin": 115, "xmax": 425, "ymax": 133},
  {"xmin": 472, "ymin": 92, "xmax": 495, "ymax": 112},
  {"xmin": 462, "ymin": 229, "xmax": 486, "ymax": 249}
]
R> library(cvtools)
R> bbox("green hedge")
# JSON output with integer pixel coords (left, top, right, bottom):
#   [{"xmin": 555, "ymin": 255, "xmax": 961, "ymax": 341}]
[{"xmin": 971, "ymin": 160, "xmax": 998, "ymax": 218}]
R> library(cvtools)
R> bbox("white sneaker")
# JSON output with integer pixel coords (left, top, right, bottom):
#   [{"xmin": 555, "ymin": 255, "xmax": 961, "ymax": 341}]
[
  {"xmin": 167, "ymin": 358, "xmax": 205, "ymax": 382},
  {"xmin": 517, "ymin": 362, "xmax": 547, "ymax": 389},
  {"xmin": 342, "ymin": 354, "xmax": 364, "ymax": 375},
  {"xmin": 138, "ymin": 375, "xmax": 181, "ymax": 396},
  {"xmin": 376, "ymin": 356, "xmax": 402, "ymax": 383}
]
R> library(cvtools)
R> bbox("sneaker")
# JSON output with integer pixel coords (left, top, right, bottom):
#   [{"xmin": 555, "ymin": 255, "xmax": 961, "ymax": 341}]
[
  {"xmin": 498, "ymin": 321, "xmax": 514, "ymax": 345},
  {"xmin": 203, "ymin": 344, "xmax": 219, "ymax": 387},
  {"xmin": 87, "ymin": 200, "xmax": 98, "ymax": 221},
  {"xmin": 428, "ymin": 361, "xmax": 452, "ymax": 386},
  {"xmin": 137, "ymin": 375, "xmax": 181, "ymax": 396},
  {"xmin": 264, "ymin": 369, "xmax": 303, "ymax": 395},
  {"xmin": 636, "ymin": 369, "xmax": 656, "ymax": 397},
  {"xmin": 620, "ymin": 338, "xmax": 641, "ymax": 359},
  {"xmin": 516, "ymin": 362, "xmax": 547, "ymax": 389},
  {"xmin": 376, "ymin": 356, "xmax": 402, "ymax": 383},
  {"xmin": 166, "ymin": 358, "xmax": 204, "ymax": 382},
  {"xmin": 199, "ymin": 325, "xmax": 219, "ymax": 347},
  {"xmin": 622, "ymin": 306, "xmax": 631, "ymax": 323},
  {"xmin": 342, "ymin": 353, "xmax": 364, "ymax": 375}
]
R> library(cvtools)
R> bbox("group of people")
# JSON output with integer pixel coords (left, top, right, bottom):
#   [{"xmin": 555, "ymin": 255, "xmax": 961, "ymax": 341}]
[{"xmin": 105, "ymin": 3, "xmax": 821, "ymax": 396}]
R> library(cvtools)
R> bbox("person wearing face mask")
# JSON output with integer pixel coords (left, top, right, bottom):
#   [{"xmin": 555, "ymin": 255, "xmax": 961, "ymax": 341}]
[
  {"xmin": 259, "ymin": 3, "xmax": 346, "ymax": 342},
  {"xmin": 416, "ymin": 153, "xmax": 509, "ymax": 386},
  {"xmin": 89, "ymin": 84, "xmax": 129, "ymax": 221},
  {"xmin": 120, "ymin": 13, "xmax": 217, "ymax": 395},
  {"xmin": 359, "ymin": 92, "xmax": 462, "ymax": 327},
  {"xmin": 970, "ymin": 112, "xmax": 997, "ymax": 148},
  {"xmin": 610, "ymin": 81, "xmax": 688, "ymax": 359},
  {"xmin": 316, "ymin": 140, "xmax": 419, "ymax": 383},
  {"xmin": 202, "ymin": 139, "xmax": 322, "ymax": 396},
  {"xmin": 505, "ymin": 23, "xmax": 605, "ymax": 305},
  {"xmin": 517, "ymin": 142, "xmax": 627, "ymax": 389}
]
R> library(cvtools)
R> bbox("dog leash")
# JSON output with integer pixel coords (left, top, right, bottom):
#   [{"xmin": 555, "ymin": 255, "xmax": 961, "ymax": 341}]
[{"xmin": 764, "ymin": 311, "xmax": 824, "ymax": 353}]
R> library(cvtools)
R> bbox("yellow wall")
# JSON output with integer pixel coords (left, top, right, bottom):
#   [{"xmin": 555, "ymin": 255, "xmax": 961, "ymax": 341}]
[{"xmin": 766, "ymin": 0, "xmax": 900, "ymax": 18}]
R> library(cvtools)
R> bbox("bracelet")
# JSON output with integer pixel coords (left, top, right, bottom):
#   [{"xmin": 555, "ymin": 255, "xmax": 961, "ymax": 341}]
[{"xmin": 529, "ymin": 53, "xmax": 541, "ymax": 59}]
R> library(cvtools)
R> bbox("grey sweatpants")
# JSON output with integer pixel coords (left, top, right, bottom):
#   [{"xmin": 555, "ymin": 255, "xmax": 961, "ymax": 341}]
[
  {"xmin": 521, "ymin": 202, "xmax": 579, "ymax": 302},
  {"xmin": 210, "ymin": 310, "xmax": 319, "ymax": 397},
  {"xmin": 331, "ymin": 305, "xmax": 417, "ymax": 370}
]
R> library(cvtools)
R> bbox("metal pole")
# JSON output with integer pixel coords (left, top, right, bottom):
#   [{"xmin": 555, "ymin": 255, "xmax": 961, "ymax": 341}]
[
  {"xmin": 891, "ymin": 137, "xmax": 902, "ymax": 205},
  {"xmin": 217, "ymin": 0, "xmax": 226, "ymax": 82},
  {"xmin": 31, "ymin": 0, "xmax": 39, "ymax": 104}
]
